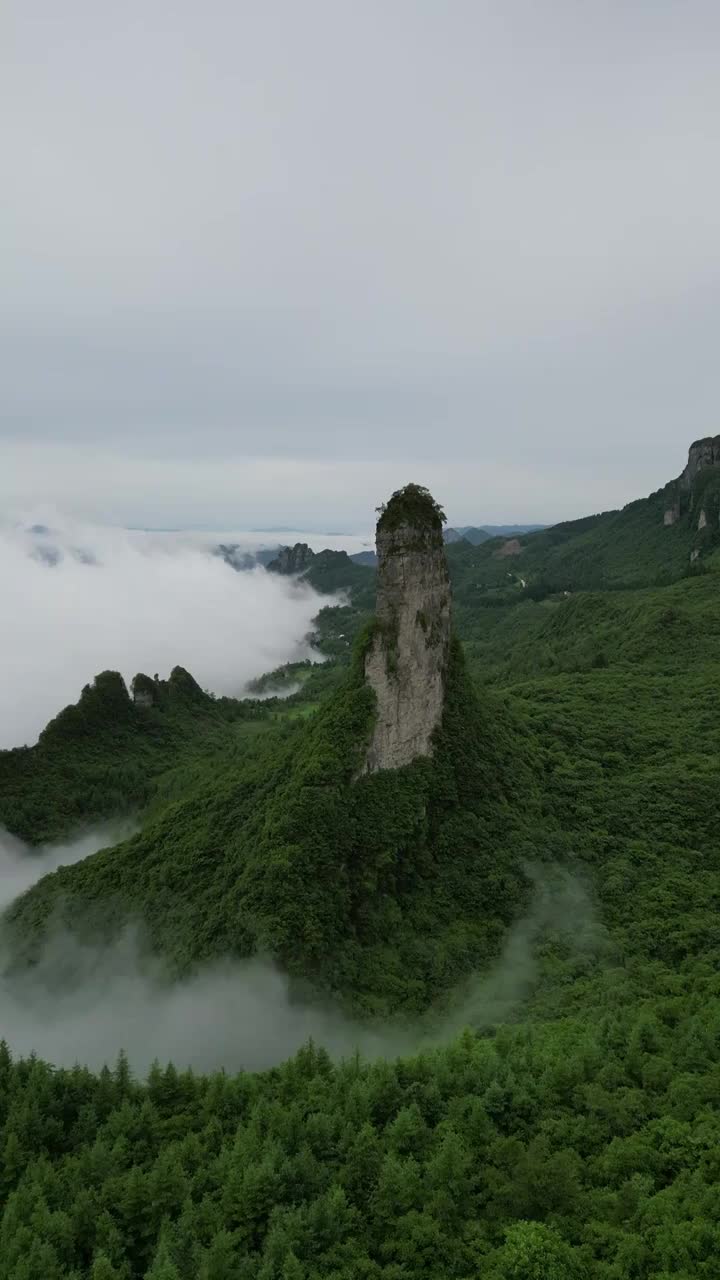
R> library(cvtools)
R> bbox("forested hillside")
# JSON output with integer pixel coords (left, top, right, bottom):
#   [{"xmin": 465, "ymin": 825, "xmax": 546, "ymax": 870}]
[
  {"xmin": 2, "ymin": 455, "xmax": 720, "ymax": 1277},
  {"xmin": 4, "ymin": 634, "xmax": 535, "ymax": 1014},
  {"xmin": 0, "ymin": 667, "xmax": 276, "ymax": 846},
  {"xmin": 446, "ymin": 436, "xmax": 720, "ymax": 597}
]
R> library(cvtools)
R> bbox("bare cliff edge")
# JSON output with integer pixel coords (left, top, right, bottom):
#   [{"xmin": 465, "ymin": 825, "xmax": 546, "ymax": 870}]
[{"xmin": 363, "ymin": 484, "xmax": 451, "ymax": 773}]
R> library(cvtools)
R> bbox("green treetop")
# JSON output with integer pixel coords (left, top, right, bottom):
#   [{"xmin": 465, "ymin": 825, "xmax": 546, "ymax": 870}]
[{"xmin": 376, "ymin": 483, "xmax": 447, "ymax": 534}]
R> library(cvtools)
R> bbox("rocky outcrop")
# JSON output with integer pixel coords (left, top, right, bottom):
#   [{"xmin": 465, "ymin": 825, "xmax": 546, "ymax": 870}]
[
  {"xmin": 363, "ymin": 484, "xmax": 451, "ymax": 773},
  {"xmin": 131, "ymin": 673, "xmax": 157, "ymax": 708},
  {"xmin": 698, "ymin": 509, "xmax": 708, "ymax": 531},
  {"xmin": 664, "ymin": 504, "xmax": 680, "ymax": 526},
  {"xmin": 267, "ymin": 543, "xmax": 315, "ymax": 575},
  {"xmin": 679, "ymin": 436, "xmax": 720, "ymax": 490}
]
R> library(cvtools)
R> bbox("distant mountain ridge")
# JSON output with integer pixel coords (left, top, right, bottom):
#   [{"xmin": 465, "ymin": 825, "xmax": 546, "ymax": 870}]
[
  {"xmin": 214, "ymin": 523, "xmax": 547, "ymax": 573},
  {"xmin": 215, "ymin": 441, "xmax": 720, "ymax": 610},
  {"xmin": 462, "ymin": 523, "xmax": 547, "ymax": 537}
]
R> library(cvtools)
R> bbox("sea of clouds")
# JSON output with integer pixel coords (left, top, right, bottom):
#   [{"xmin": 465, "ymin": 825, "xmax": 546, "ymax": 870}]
[{"xmin": 0, "ymin": 514, "xmax": 372, "ymax": 749}]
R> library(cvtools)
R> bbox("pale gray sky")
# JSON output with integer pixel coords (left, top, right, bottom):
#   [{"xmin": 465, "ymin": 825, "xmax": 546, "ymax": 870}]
[{"xmin": 3, "ymin": 1, "xmax": 719, "ymax": 528}]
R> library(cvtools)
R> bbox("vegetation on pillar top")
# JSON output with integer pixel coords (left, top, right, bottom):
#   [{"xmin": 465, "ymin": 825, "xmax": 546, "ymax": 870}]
[{"xmin": 376, "ymin": 483, "xmax": 446, "ymax": 536}]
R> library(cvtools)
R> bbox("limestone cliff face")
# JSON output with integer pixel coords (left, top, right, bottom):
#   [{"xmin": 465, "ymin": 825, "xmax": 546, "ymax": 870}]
[
  {"xmin": 679, "ymin": 436, "xmax": 720, "ymax": 490},
  {"xmin": 363, "ymin": 486, "xmax": 451, "ymax": 773},
  {"xmin": 131, "ymin": 673, "xmax": 157, "ymax": 708}
]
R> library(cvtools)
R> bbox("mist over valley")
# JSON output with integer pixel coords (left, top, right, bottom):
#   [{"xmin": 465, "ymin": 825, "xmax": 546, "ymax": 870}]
[{"xmin": 0, "ymin": 822, "xmax": 599, "ymax": 1075}]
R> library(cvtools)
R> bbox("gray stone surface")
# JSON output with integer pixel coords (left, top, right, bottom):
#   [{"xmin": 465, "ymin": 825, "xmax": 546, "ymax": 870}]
[
  {"xmin": 363, "ymin": 520, "xmax": 451, "ymax": 773},
  {"xmin": 680, "ymin": 435, "xmax": 720, "ymax": 489},
  {"xmin": 267, "ymin": 543, "xmax": 315, "ymax": 575}
]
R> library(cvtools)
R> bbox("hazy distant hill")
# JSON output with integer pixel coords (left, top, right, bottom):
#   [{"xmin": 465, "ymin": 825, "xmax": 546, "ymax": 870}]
[
  {"xmin": 213, "ymin": 542, "xmax": 280, "ymax": 570},
  {"xmin": 349, "ymin": 549, "xmax": 378, "ymax": 567},
  {"xmin": 353, "ymin": 523, "xmax": 543, "ymax": 564},
  {"xmin": 447, "ymin": 524, "xmax": 545, "ymax": 545},
  {"xmin": 469, "ymin": 522, "xmax": 547, "ymax": 537}
]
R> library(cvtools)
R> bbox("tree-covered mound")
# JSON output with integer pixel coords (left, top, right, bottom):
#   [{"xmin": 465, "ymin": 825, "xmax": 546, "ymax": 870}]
[
  {"xmin": 0, "ymin": 668, "xmax": 276, "ymax": 846},
  {"xmin": 4, "ymin": 633, "xmax": 535, "ymax": 1015}
]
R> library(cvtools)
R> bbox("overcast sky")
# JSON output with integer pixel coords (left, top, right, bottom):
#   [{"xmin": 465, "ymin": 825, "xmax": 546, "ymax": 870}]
[{"xmin": 3, "ymin": 1, "xmax": 719, "ymax": 529}]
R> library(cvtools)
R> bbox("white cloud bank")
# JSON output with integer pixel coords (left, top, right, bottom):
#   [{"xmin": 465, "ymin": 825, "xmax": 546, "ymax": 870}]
[{"xmin": 0, "ymin": 515, "xmax": 327, "ymax": 748}]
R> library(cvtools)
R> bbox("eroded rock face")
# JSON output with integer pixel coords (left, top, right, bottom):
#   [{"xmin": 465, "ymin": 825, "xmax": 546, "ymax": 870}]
[
  {"xmin": 131, "ymin": 673, "xmax": 157, "ymax": 708},
  {"xmin": 680, "ymin": 436, "xmax": 720, "ymax": 489},
  {"xmin": 664, "ymin": 505, "xmax": 680, "ymax": 526},
  {"xmin": 698, "ymin": 509, "xmax": 708, "ymax": 530},
  {"xmin": 267, "ymin": 543, "xmax": 315, "ymax": 575},
  {"xmin": 363, "ymin": 489, "xmax": 451, "ymax": 773}
]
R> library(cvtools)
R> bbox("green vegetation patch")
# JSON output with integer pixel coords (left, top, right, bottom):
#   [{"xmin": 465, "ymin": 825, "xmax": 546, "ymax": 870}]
[
  {"xmin": 376, "ymin": 483, "xmax": 446, "ymax": 536},
  {"xmin": 4, "ymin": 634, "xmax": 534, "ymax": 1015}
]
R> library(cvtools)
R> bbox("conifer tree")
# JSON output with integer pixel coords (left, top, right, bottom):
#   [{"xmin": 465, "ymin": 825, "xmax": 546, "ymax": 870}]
[
  {"xmin": 143, "ymin": 1235, "xmax": 181, "ymax": 1280},
  {"xmin": 198, "ymin": 1230, "xmax": 240, "ymax": 1280},
  {"xmin": 90, "ymin": 1253, "xmax": 124, "ymax": 1280}
]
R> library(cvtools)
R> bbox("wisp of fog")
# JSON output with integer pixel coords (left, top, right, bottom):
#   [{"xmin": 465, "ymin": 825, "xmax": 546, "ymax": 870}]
[
  {"xmin": 0, "ymin": 825, "xmax": 136, "ymax": 912},
  {"xmin": 0, "ymin": 515, "xmax": 325, "ymax": 748},
  {"xmin": 0, "ymin": 830, "xmax": 603, "ymax": 1074}
]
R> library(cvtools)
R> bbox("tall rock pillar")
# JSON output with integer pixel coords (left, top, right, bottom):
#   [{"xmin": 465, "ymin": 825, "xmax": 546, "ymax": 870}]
[{"xmin": 363, "ymin": 484, "xmax": 451, "ymax": 773}]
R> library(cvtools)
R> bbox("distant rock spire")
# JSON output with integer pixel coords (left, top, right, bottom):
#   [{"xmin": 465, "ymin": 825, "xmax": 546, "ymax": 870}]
[
  {"xmin": 363, "ymin": 484, "xmax": 451, "ymax": 773},
  {"xmin": 267, "ymin": 543, "xmax": 315, "ymax": 575}
]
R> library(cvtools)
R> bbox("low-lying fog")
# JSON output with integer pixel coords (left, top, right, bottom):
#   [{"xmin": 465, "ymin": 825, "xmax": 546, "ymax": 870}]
[
  {"xmin": 0, "ymin": 515, "xmax": 345, "ymax": 748},
  {"xmin": 0, "ymin": 828, "xmax": 603, "ymax": 1075},
  {"xmin": 146, "ymin": 528, "xmax": 374, "ymax": 558}
]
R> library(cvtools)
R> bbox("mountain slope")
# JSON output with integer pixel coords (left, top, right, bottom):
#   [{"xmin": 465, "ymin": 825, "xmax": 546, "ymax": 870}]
[
  {"xmin": 291, "ymin": 440, "xmax": 720, "ymax": 616},
  {"xmin": 447, "ymin": 436, "xmax": 720, "ymax": 596},
  {"xmin": 4, "ymin": 488, "xmax": 537, "ymax": 1014},
  {"xmin": 5, "ymin": 632, "xmax": 535, "ymax": 1014},
  {"xmin": 3, "ymin": 466, "xmax": 720, "ymax": 1278},
  {"xmin": 0, "ymin": 668, "xmax": 276, "ymax": 844}
]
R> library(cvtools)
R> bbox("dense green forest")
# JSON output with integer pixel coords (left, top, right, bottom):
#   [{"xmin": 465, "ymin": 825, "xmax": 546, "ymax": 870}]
[
  {"xmin": 2, "ymin": 982, "xmax": 719, "ymax": 1280},
  {"xmin": 2, "ymin": 456, "xmax": 720, "ymax": 1277},
  {"xmin": 0, "ymin": 667, "xmax": 280, "ymax": 846},
  {"xmin": 3, "ymin": 634, "xmax": 534, "ymax": 1014}
]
